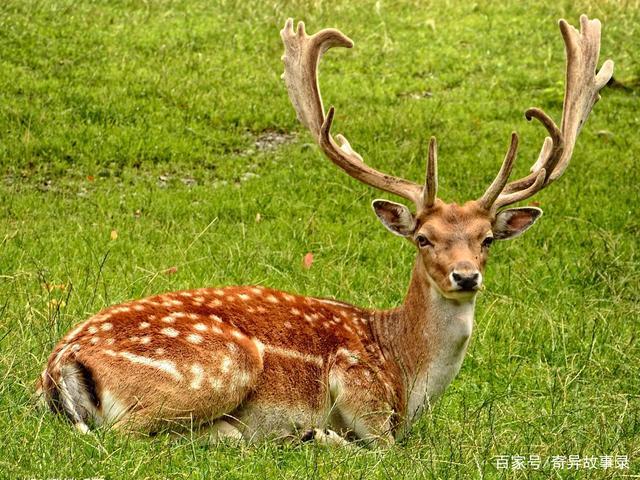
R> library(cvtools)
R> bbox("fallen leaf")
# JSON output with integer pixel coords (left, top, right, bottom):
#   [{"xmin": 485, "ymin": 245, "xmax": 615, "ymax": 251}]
[
  {"xmin": 255, "ymin": 213, "xmax": 262, "ymax": 223},
  {"xmin": 303, "ymin": 252, "xmax": 314, "ymax": 269},
  {"xmin": 164, "ymin": 266, "xmax": 178, "ymax": 275},
  {"xmin": 86, "ymin": 175, "xmax": 95, "ymax": 182},
  {"xmin": 110, "ymin": 230, "xmax": 118, "ymax": 240}
]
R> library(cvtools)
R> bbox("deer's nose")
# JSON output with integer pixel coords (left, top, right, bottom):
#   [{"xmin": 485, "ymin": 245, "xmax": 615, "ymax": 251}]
[{"xmin": 450, "ymin": 267, "xmax": 482, "ymax": 291}]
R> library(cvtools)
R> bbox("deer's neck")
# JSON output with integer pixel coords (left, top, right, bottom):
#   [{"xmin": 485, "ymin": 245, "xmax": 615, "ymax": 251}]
[{"xmin": 372, "ymin": 256, "xmax": 475, "ymax": 429}]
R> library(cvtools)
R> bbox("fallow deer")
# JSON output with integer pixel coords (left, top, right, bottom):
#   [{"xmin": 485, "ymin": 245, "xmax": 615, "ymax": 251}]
[{"xmin": 37, "ymin": 15, "xmax": 613, "ymax": 446}]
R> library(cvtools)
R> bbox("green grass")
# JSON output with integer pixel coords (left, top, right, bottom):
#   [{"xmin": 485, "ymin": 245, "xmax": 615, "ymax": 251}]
[{"xmin": 1, "ymin": 0, "xmax": 638, "ymax": 478}]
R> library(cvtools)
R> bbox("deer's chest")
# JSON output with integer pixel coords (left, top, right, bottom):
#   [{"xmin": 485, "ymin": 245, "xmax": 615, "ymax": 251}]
[{"xmin": 406, "ymin": 300, "xmax": 474, "ymax": 422}]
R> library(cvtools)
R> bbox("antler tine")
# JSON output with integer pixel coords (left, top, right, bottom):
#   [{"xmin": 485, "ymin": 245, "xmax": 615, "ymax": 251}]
[
  {"xmin": 490, "ymin": 15, "xmax": 613, "ymax": 209},
  {"xmin": 422, "ymin": 137, "xmax": 438, "ymax": 208},
  {"xmin": 500, "ymin": 108, "xmax": 563, "ymax": 194},
  {"xmin": 493, "ymin": 168, "xmax": 546, "ymax": 210},
  {"xmin": 281, "ymin": 19, "xmax": 424, "ymax": 207},
  {"xmin": 478, "ymin": 132, "xmax": 519, "ymax": 210}
]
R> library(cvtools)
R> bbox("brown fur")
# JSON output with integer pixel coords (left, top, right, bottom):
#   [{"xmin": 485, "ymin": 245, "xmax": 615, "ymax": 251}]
[{"xmin": 39, "ymin": 200, "xmax": 516, "ymax": 444}]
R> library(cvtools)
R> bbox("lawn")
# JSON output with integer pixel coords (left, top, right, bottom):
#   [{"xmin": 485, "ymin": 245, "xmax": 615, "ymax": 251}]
[{"xmin": 0, "ymin": 0, "xmax": 638, "ymax": 478}]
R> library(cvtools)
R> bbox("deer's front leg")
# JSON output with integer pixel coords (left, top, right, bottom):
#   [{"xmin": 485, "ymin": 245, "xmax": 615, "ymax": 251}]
[
  {"xmin": 324, "ymin": 364, "xmax": 397, "ymax": 448},
  {"xmin": 301, "ymin": 428, "xmax": 350, "ymax": 446}
]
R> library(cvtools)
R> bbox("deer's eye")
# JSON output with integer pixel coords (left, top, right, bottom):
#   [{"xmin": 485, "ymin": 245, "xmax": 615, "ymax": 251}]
[
  {"xmin": 482, "ymin": 236, "xmax": 494, "ymax": 248},
  {"xmin": 416, "ymin": 235, "xmax": 433, "ymax": 248}
]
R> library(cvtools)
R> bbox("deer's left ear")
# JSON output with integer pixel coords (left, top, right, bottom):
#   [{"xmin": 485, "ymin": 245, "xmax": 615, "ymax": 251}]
[
  {"xmin": 372, "ymin": 199, "xmax": 416, "ymax": 237},
  {"xmin": 493, "ymin": 207, "xmax": 543, "ymax": 240}
]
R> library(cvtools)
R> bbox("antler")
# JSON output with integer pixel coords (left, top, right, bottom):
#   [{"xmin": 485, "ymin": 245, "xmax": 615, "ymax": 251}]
[
  {"xmin": 479, "ymin": 15, "xmax": 614, "ymax": 211},
  {"xmin": 280, "ymin": 19, "xmax": 438, "ymax": 210}
]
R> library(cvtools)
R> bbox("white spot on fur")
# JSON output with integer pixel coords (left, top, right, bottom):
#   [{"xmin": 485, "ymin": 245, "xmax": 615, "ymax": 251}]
[
  {"xmin": 231, "ymin": 330, "xmax": 244, "ymax": 340},
  {"xmin": 256, "ymin": 306, "xmax": 266, "ymax": 313},
  {"xmin": 161, "ymin": 315, "xmax": 175, "ymax": 323},
  {"xmin": 188, "ymin": 313, "xmax": 198, "ymax": 320},
  {"xmin": 101, "ymin": 323, "xmax": 113, "ymax": 331},
  {"xmin": 290, "ymin": 308, "xmax": 301, "ymax": 316},
  {"xmin": 103, "ymin": 349, "xmax": 117, "ymax": 357},
  {"xmin": 246, "ymin": 306, "xmax": 255, "ymax": 313},
  {"xmin": 134, "ymin": 304, "xmax": 145, "ymax": 312},
  {"xmin": 213, "ymin": 289, "xmax": 224, "ymax": 297},
  {"xmin": 88, "ymin": 326, "xmax": 98, "ymax": 334},
  {"xmin": 282, "ymin": 293, "xmax": 295, "ymax": 302},
  {"xmin": 129, "ymin": 336, "xmax": 139, "ymax": 342},
  {"xmin": 266, "ymin": 295, "xmax": 279, "ymax": 304},
  {"xmin": 105, "ymin": 338, "xmax": 115, "ymax": 345},
  {"xmin": 316, "ymin": 298, "xmax": 350, "ymax": 307},
  {"xmin": 210, "ymin": 377, "xmax": 223, "ymax": 390},
  {"xmin": 161, "ymin": 327, "xmax": 179, "ymax": 338},
  {"xmin": 227, "ymin": 342, "xmax": 239, "ymax": 353},
  {"xmin": 120, "ymin": 351, "xmax": 183, "ymax": 381},
  {"xmin": 155, "ymin": 348, "xmax": 165, "ymax": 355},
  {"xmin": 71, "ymin": 344, "xmax": 81, "ymax": 352},
  {"xmin": 187, "ymin": 333, "xmax": 203, "ymax": 344},
  {"xmin": 210, "ymin": 314, "xmax": 223, "ymax": 323},
  {"xmin": 194, "ymin": 296, "xmax": 205, "ymax": 303},
  {"xmin": 194, "ymin": 323, "xmax": 208, "ymax": 332},
  {"xmin": 208, "ymin": 299, "xmax": 223, "ymax": 308},
  {"xmin": 250, "ymin": 287, "xmax": 262, "ymax": 295},
  {"xmin": 238, "ymin": 293, "xmax": 250, "ymax": 301},
  {"xmin": 90, "ymin": 337, "xmax": 100, "ymax": 345},
  {"xmin": 220, "ymin": 356, "xmax": 232, "ymax": 373},
  {"xmin": 178, "ymin": 291, "xmax": 193, "ymax": 297},
  {"xmin": 304, "ymin": 313, "xmax": 314, "ymax": 322},
  {"xmin": 140, "ymin": 336, "xmax": 151, "ymax": 345},
  {"xmin": 264, "ymin": 345, "xmax": 323, "ymax": 367},
  {"xmin": 283, "ymin": 321, "xmax": 292, "ymax": 329},
  {"xmin": 211, "ymin": 326, "xmax": 223, "ymax": 335},
  {"xmin": 190, "ymin": 364, "xmax": 204, "ymax": 389},
  {"xmin": 139, "ymin": 322, "xmax": 150, "ymax": 329}
]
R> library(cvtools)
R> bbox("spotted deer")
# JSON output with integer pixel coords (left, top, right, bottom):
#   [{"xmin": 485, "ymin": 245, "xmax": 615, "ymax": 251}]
[{"xmin": 37, "ymin": 15, "xmax": 612, "ymax": 446}]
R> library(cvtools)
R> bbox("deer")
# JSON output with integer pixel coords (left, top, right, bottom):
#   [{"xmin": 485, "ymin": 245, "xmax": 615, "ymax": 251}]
[{"xmin": 36, "ymin": 15, "xmax": 613, "ymax": 447}]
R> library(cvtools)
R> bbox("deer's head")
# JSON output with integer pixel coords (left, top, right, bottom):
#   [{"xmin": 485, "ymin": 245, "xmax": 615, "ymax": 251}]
[
  {"xmin": 372, "ymin": 197, "xmax": 540, "ymax": 299},
  {"xmin": 281, "ymin": 16, "xmax": 613, "ymax": 300}
]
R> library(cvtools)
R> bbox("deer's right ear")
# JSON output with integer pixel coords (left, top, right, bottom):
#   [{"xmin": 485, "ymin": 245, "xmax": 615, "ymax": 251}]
[{"xmin": 372, "ymin": 199, "xmax": 416, "ymax": 237}]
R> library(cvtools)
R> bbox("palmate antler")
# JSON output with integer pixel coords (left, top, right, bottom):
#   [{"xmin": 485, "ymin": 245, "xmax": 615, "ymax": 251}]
[
  {"xmin": 281, "ymin": 15, "xmax": 613, "ymax": 214},
  {"xmin": 280, "ymin": 19, "xmax": 437, "ymax": 211},
  {"xmin": 479, "ymin": 15, "xmax": 614, "ymax": 211}
]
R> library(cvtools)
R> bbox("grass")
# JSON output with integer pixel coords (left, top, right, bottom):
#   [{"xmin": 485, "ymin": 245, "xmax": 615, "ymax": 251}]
[{"xmin": 0, "ymin": 0, "xmax": 638, "ymax": 478}]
